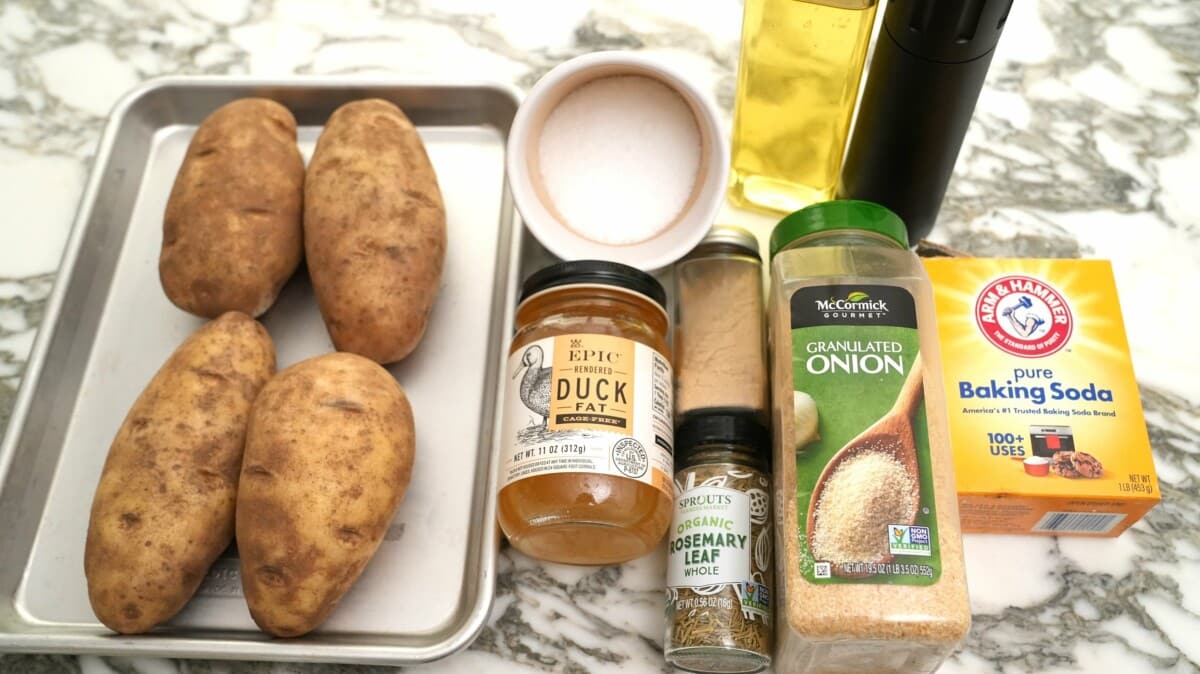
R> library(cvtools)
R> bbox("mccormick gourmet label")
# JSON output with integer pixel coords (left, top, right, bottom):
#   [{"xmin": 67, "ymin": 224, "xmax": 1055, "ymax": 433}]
[
  {"xmin": 500, "ymin": 334, "xmax": 674, "ymax": 497},
  {"xmin": 789, "ymin": 284, "xmax": 942, "ymax": 586}
]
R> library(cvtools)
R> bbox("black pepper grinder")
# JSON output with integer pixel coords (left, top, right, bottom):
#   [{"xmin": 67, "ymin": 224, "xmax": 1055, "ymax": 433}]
[{"xmin": 839, "ymin": 0, "xmax": 1013, "ymax": 244}]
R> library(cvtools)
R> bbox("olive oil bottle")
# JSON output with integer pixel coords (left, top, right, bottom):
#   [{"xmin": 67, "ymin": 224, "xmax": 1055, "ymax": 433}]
[{"xmin": 730, "ymin": 0, "xmax": 878, "ymax": 214}]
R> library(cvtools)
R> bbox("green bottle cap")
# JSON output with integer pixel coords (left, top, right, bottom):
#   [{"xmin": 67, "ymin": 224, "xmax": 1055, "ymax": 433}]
[{"xmin": 768, "ymin": 200, "xmax": 909, "ymax": 259}]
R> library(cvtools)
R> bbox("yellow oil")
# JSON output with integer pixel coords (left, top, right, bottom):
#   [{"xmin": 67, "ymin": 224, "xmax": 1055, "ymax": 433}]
[{"xmin": 730, "ymin": 0, "xmax": 878, "ymax": 213}]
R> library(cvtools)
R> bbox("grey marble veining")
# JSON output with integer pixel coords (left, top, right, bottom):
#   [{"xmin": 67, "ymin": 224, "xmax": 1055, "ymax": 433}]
[
  {"xmin": 0, "ymin": 0, "xmax": 1198, "ymax": 672},
  {"xmin": 938, "ymin": 0, "xmax": 1200, "ymax": 255},
  {"xmin": 0, "ymin": 273, "xmax": 51, "ymax": 443}
]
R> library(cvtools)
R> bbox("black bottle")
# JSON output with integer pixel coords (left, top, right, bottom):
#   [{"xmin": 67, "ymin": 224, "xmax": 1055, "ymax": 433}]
[{"xmin": 839, "ymin": 0, "xmax": 1013, "ymax": 244}]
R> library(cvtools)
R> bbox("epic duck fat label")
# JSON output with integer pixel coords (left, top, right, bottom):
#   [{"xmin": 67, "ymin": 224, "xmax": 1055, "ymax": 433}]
[{"xmin": 501, "ymin": 333, "xmax": 674, "ymax": 496}]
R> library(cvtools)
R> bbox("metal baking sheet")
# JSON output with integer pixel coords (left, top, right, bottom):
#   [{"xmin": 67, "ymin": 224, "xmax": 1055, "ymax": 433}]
[{"xmin": 0, "ymin": 77, "xmax": 521, "ymax": 665}]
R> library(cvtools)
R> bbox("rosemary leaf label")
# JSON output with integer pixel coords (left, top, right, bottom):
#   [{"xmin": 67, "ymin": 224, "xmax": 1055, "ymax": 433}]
[
  {"xmin": 665, "ymin": 460, "xmax": 774, "ymax": 665},
  {"xmin": 668, "ymin": 486, "xmax": 751, "ymax": 586}
]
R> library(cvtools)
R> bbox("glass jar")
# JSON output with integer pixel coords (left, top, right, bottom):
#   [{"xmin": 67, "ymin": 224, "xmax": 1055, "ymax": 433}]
[
  {"xmin": 767, "ymin": 201, "xmax": 969, "ymax": 674},
  {"xmin": 675, "ymin": 225, "xmax": 767, "ymax": 422},
  {"xmin": 665, "ymin": 412, "xmax": 774, "ymax": 674},
  {"xmin": 498, "ymin": 260, "xmax": 674, "ymax": 565}
]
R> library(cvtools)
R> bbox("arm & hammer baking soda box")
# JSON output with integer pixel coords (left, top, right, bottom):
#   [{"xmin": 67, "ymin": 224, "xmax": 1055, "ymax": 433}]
[{"xmin": 923, "ymin": 258, "xmax": 1159, "ymax": 536}]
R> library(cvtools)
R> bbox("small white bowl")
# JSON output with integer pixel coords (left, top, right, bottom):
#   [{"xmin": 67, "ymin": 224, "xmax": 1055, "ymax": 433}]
[{"xmin": 507, "ymin": 51, "xmax": 730, "ymax": 272}]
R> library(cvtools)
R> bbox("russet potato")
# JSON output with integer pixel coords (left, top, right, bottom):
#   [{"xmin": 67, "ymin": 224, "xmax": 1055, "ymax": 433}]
[
  {"xmin": 236, "ymin": 352, "xmax": 415, "ymax": 637},
  {"xmin": 85, "ymin": 311, "xmax": 275, "ymax": 634},
  {"xmin": 304, "ymin": 99, "xmax": 447, "ymax": 364},
  {"xmin": 160, "ymin": 98, "xmax": 305, "ymax": 318}
]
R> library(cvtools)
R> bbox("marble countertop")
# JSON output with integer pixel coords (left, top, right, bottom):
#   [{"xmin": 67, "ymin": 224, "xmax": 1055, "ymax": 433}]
[{"xmin": 1, "ymin": 0, "xmax": 1198, "ymax": 672}]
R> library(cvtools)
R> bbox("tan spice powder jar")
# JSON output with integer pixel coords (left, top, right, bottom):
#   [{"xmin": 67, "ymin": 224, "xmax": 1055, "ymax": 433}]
[
  {"xmin": 675, "ymin": 225, "xmax": 768, "ymax": 421},
  {"xmin": 497, "ymin": 260, "xmax": 674, "ymax": 565}
]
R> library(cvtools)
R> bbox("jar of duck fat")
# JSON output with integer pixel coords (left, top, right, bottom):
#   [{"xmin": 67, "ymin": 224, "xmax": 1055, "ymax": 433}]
[{"xmin": 498, "ymin": 260, "xmax": 674, "ymax": 565}]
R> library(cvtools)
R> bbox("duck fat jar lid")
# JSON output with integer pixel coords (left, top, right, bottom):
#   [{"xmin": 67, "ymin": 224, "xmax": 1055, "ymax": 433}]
[
  {"xmin": 675, "ymin": 411, "xmax": 770, "ymax": 468},
  {"xmin": 519, "ymin": 259, "xmax": 668, "ymax": 310},
  {"xmin": 769, "ymin": 200, "xmax": 909, "ymax": 259}
]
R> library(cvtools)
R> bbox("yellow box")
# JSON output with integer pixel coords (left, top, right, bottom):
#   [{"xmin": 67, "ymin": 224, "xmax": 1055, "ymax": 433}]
[{"xmin": 923, "ymin": 258, "xmax": 1159, "ymax": 536}]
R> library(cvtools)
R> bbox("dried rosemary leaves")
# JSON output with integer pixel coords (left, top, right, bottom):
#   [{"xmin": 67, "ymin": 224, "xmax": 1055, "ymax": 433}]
[{"xmin": 665, "ymin": 414, "xmax": 773, "ymax": 673}]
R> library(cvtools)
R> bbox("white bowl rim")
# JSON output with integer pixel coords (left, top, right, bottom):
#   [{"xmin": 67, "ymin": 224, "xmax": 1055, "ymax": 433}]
[{"xmin": 506, "ymin": 50, "xmax": 730, "ymax": 272}]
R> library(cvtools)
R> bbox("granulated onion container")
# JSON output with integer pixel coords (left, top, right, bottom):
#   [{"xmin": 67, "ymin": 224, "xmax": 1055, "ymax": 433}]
[{"xmin": 766, "ymin": 201, "xmax": 970, "ymax": 673}]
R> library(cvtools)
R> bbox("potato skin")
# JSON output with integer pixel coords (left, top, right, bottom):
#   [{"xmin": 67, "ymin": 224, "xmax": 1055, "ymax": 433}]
[
  {"xmin": 304, "ymin": 98, "xmax": 447, "ymax": 364},
  {"xmin": 236, "ymin": 352, "xmax": 415, "ymax": 637},
  {"xmin": 84, "ymin": 312, "xmax": 275, "ymax": 634},
  {"xmin": 161, "ymin": 98, "xmax": 305, "ymax": 318}
]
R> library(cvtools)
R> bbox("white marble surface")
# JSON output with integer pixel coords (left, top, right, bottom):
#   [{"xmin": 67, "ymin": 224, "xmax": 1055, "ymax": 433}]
[{"xmin": 1, "ymin": 0, "xmax": 1198, "ymax": 672}]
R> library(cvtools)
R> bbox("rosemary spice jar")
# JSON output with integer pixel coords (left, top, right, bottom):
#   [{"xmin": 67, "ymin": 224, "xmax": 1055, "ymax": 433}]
[
  {"xmin": 666, "ymin": 412, "xmax": 773, "ymax": 673},
  {"xmin": 498, "ymin": 260, "xmax": 675, "ymax": 565},
  {"xmin": 675, "ymin": 225, "xmax": 767, "ymax": 420}
]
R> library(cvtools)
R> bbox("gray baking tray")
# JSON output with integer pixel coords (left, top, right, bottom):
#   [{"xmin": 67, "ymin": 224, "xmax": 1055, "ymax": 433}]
[{"xmin": 0, "ymin": 77, "xmax": 522, "ymax": 665}]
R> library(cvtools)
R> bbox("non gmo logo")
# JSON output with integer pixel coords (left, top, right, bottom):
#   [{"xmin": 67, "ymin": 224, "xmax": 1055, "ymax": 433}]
[
  {"xmin": 738, "ymin": 581, "xmax": 770, "ymax": 617},
  {"xmin": 975, "ymin": 275, "xmax": 1073, "ymax": 358},
  {"xmin": 814, "ymin": 291, "xmax": 889, "ymax": 319},
  {"xmin": 888, "ymin": 525, "xmax": 932, "ymax": 557}
]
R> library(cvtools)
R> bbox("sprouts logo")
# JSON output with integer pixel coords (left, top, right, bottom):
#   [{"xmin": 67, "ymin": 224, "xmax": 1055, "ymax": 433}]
[
  {"xmin": 975, "ymin": 275, "xmax": 1073, "ymax": 358},
  {"xmin": 814, "ymin": 290, "xmax": 889, "ymax": 319}
]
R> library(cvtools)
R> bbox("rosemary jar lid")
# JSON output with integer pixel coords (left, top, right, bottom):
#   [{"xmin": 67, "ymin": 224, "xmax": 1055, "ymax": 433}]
[
  {"xmin": 675, "ymin": 411, "xmax": 770, "ymax": 469},
  {"xmin": 519, "ymin": 259, "xmax": 667, "ymax": 310}
]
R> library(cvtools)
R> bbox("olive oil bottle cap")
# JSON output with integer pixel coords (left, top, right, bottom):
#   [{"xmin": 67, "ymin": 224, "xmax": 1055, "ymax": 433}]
[{"xmin": 769, "ymin": 200, "xmax": 909, "ymax": 259}]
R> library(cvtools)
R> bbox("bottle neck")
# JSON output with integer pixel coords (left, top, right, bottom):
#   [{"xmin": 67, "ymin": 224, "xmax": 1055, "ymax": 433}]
[{"xmin": 781, "ymin": 228, "xmax": 905, "ymax": 253}]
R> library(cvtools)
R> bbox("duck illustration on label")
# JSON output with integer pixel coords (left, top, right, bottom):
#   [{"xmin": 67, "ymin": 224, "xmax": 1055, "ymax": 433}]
[
  {"xmin": 500, "ymin": 334, "xmax": 674, "ymax": 496},
  {"xmin": 513, "ymin": 344, "xmax": 552, "ymax": 428}
]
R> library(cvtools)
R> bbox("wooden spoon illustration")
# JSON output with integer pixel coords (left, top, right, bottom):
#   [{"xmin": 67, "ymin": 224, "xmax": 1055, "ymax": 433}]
[{"xmin": 806, "ymin": 353, "xmax": 925, "ymax": 575}]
